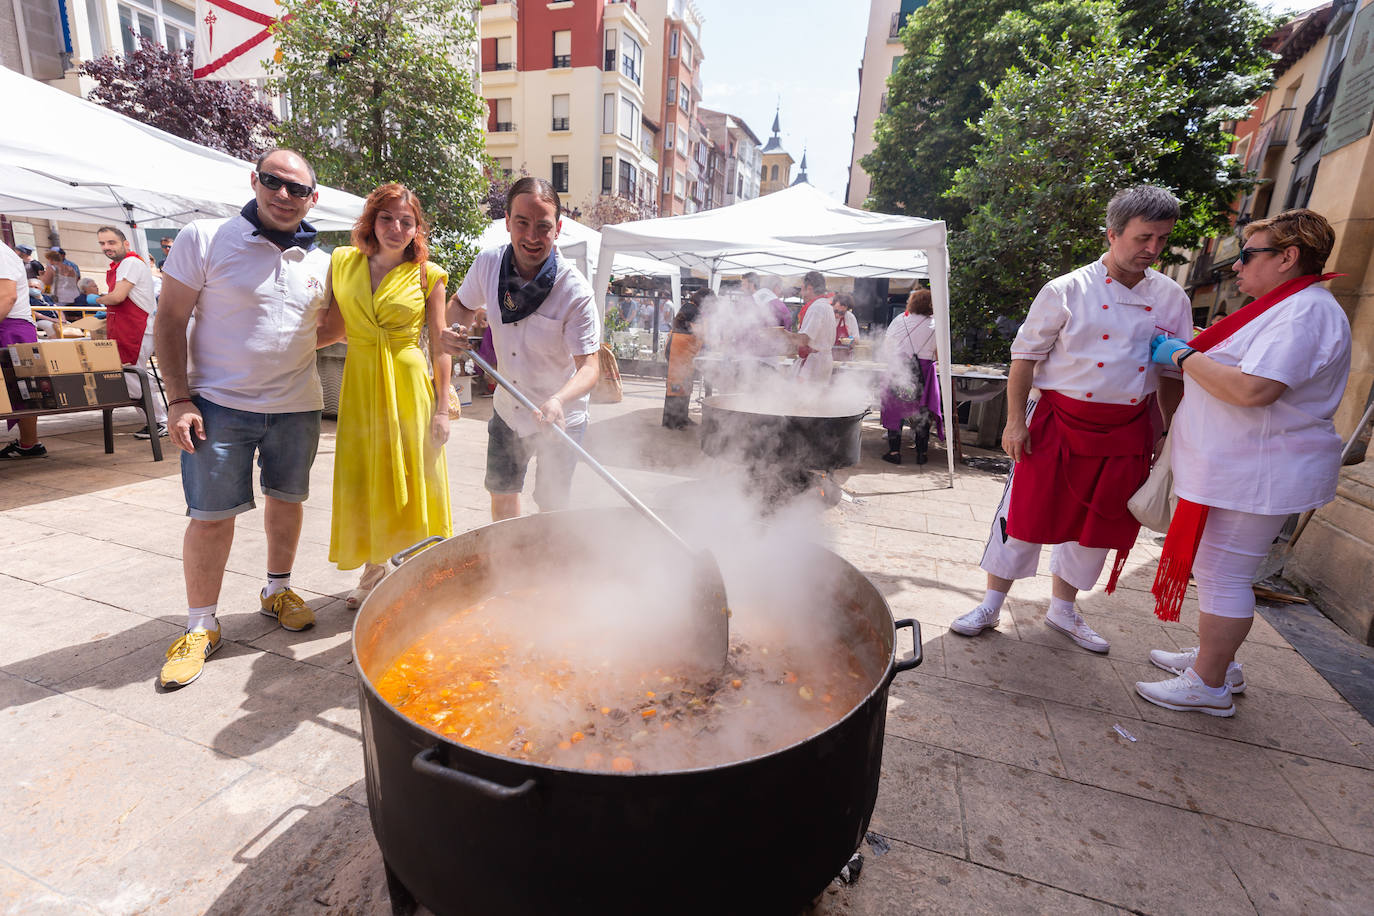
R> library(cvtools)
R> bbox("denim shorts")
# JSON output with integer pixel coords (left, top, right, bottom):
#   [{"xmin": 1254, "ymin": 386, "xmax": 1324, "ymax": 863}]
[
  {"xmin": 181, "ymin": 396, "xmax": 321, "ymax": 520},
  {"xmin": 485, "ymin": 411, "xmax": 585, "ymax": 511}
]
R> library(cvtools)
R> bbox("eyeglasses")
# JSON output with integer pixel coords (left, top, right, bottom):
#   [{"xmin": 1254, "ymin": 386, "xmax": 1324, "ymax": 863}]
[
  {"xmin": 257, "ymin": 170, "xmax": 315, "ymax": 199},
  {"xmin": 1237, "ymin": 246, "xmax": 1281, "ymax": 265}
]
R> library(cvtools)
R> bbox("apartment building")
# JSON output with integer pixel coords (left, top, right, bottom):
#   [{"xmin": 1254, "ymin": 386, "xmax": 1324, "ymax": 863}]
[
  {"xmin": 697, "ymin": 106, "xmax": 763, "ymax": 206},
  {"xmin": 479, "ymin": 0, "xmax": 660, "ymax": 219},
  {"xmin": 845, "ymin": 0, "xmax": 926, "ymax": 208},
  {"xmin": 634, "ymin": 0, "xmax": 704, "ymax": 216}
]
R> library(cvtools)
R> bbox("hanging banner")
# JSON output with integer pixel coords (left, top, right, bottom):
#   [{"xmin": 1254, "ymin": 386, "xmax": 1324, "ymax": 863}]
[{"xmin": 193, "ymin": 0, "xmax": 288, "ymax": 81}]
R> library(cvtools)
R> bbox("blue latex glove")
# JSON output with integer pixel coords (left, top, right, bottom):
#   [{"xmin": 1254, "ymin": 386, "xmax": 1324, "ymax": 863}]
[
  {"xmin": 81, "ymin": 294, "xmax": 100, "ymax": 306},
  {"xmin": 1150, "ymin": 334, "xmax": 1191, "ymax": 367},
  {"xmin": 94, "ymin": 310, "xmax": 106, "ymax": 319}
]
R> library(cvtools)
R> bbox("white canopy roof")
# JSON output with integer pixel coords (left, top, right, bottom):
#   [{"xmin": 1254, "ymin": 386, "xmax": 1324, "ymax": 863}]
[
  {"xmin": 476, "ymin": 215, "xmax": 677, "ymax": 281},
  {"xmin": 0, "ymin": 65, "xmax": 364, "ymax": 237},
  {"xmin": 593, "ymin": 183, "xmax": 956, "ymax": 482}
]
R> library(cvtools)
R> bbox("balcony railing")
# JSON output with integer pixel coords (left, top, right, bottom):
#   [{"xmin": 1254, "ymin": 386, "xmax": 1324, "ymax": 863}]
[
  {"xmin": 1297, "ymin": 58, "xmax": 1344, "ymax": 149},
  {"xmin": 493, "ymin": 61, "xmax": 514, "ymax": 71},
  {"xmin": 1245, "ymin": 106, "xmax": 1295, "ymax": 172},
  {"xmin": 493, "ymin": 121, "xmax": 515, "ymax": 132},
  {"xmin": 551, "ymin": 117, "xmax": 569, "ymax": 131},
  {"xmin": 552, "ymin": 54, "xmax": 571, "ymax": 68}
]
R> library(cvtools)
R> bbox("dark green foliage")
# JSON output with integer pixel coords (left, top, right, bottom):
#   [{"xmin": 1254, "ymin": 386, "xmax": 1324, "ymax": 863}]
[{"xmin": 270, "ymin": 0, "xmax": 493, "ymax": 284}]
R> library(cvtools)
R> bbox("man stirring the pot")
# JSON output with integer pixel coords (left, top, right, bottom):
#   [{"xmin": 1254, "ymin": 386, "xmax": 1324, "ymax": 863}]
[
  {"xmin": 949, "ymin": 186, "xmax": 1192, "ymax": 652},
  {"xmin": 440, "ymin": 177, "xmax": 601, "ymax": 521}
]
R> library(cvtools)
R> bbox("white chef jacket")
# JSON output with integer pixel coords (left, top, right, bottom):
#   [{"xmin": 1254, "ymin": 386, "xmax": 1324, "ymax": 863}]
[
  {"xmin": 1171, "ymin": 284, "xmax": 1351, "ymax": 515},
  {"xmin": 457, "ymin": 246, "xmax": 602, "ymax": 437},
  {"xmin": 1010, "ymin": 257, "xmax": 1190, "ymax": 405},
  {"xmin": 794, "ymin": 295, "xmax": 836, "ymax": 383}
]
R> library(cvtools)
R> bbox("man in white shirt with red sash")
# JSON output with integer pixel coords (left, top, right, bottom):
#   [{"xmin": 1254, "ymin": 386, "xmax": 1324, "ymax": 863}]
[
  {"xmin": 950, "ymin": 186, "xmax": 1193, "ymax": 653},
  {"xmin": 96, "ymin": 225, "xmax": 167, "ymax": 437}
]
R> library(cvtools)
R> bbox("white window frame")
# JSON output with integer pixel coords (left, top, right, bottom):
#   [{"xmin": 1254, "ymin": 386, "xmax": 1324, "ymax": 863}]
[
  {"xmin": 666, "ymin": 77, "xmax": 676, "ymax": 104},
  {"xmin": 551, "ymin": 156, "xmax": 570, "ymax": 194},
  {"xmin": 619, "ymin": 97, "xmax": 638, "ymax": 142},
  {"xmin": 602, "ymin": 93, "xmax": 615, "ymax": 134},
  {"xmin": 551, "ymin": 93, "xmax": 570, "ymax": 131},
  {"xmin": 553, "ymin": 30, "xmax": 572, "ymax": 68},
  {"xmin": 669, "ymin": 28, "xmax": 678, "ymax": 57},
  {"xmin": 664, "ymin": 122, "xmax": 674, "ymax": 150},
  {"xmin": 118, "ymin": 0, "xmax": 195, "ymax": 55}
]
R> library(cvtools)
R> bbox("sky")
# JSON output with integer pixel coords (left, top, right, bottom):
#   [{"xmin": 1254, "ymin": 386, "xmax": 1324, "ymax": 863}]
[
  {"xmin": 692, "ymin": 0, "xmax": 868, "ymax": 203},
  {"xmin": 690, "ymin": 0, "xmax": 1333, "ymax": 206}
]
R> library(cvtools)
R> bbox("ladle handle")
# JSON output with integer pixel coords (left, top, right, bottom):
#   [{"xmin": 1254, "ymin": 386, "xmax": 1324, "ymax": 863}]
[{"xmin": 466, "ymin": 348, "xmax": 694, "ymax": 555}]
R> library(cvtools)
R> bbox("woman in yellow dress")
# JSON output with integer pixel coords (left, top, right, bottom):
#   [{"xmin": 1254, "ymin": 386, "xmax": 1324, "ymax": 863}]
[{"xmin": 319, "ymin": 184, "xmax": 453, "ymax": 607}]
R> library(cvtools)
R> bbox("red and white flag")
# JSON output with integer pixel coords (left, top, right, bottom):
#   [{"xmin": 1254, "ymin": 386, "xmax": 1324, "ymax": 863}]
[{"xmin": 193, "ymin": 0, "xmax": 288, "ymax": 81}]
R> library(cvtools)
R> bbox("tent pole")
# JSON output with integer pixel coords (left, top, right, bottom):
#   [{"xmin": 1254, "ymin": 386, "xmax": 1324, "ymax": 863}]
[{"xmin": 925, "ymin": 236, "xmax": 957, "ymax": 488}]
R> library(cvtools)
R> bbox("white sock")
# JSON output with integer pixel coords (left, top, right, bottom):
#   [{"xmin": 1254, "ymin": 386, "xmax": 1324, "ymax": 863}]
[
  {"xmin": 982, "ymin": 589, "xmax": 1008, "ymax": 612},
  {"xmin": 1186, "ymin": 667, "xmax": 1229, "ymax": 695},
  {"xmin": 1049, "ymin": 596, "xmax": 1076, "ymax": 618},
  {"xmin": 264, "ymin": 572, "xmax": 291, "ymax": 597},
  {"xmin": 187, "ymin": 605, "xmax": 218, "ymax": 632}
]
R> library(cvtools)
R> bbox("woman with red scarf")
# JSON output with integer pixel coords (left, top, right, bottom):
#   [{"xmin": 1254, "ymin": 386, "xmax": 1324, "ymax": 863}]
[{"xmin": 1136, "ymin": 209, "xmax": 1350, "ymax": 717}]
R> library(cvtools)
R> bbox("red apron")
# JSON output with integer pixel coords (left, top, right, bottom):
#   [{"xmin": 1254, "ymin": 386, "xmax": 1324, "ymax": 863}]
[
  {"xmin": 1007, "ymin": 390, "xmax": 1155, "ymax": 591},
  {"xmin": 105, "ymin": 254, "xmax": 149, "ymax": 365}
]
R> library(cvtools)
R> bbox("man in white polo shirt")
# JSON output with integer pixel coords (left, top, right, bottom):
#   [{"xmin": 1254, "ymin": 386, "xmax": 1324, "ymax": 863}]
[
  {"xmin": 440, "ymin": 177, "xmax": 601, "ymax": 521},
  {"xmin": 95, "ymin": 225, "xmax": 167, "ymax": 438},
  {"xmin": 153, "ymin": 148, "xmax": 331, "ymax": 688}
]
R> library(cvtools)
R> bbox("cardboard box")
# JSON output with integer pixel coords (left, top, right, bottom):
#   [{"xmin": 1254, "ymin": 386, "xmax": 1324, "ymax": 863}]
[
  {"xmin": 0, "ymin": 378, "xmax": 11, "ymax": 415},
  {"xmin": 7, "ymin": 339, "xmax": 121, "ymax": 376},
  {"xmin": 72, "ymin": 316, "xmax": 108, "ymax": 339},
  {"xmin": 16, "ymin": 371, "xmax": 128, "ymax": 409}
]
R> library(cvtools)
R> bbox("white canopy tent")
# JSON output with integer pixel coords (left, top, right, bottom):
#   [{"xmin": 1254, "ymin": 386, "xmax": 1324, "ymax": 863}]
[
  {"xmin": 0, "ymin": 65, "xmax": 365, "ymax": 255},
  {"xmin": 594, "ymin": 183, "xmax": 956, "ymax": 483}
]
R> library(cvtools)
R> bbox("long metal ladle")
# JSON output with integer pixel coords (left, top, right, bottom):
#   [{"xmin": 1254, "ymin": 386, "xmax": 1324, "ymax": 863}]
[{"xmin": 464, "ymin": 346, "xmax": 730, "ymax": 669}]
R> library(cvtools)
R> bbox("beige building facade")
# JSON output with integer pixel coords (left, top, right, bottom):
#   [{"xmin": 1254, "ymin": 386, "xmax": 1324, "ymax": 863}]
[{"xmin": 845, "ymin": 0, "xmax": 908, "ymax": 208}]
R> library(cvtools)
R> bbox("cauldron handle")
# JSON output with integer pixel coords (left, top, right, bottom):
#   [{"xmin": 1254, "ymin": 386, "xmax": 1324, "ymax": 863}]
[
  {"xmin": 390, "ymin": 536, "xmax": 445, "ymax": 568},
  {"xmin": 413, "ymin": 747, "xmax": 537, "ymax": 800},
  {"xmin": 890, "ymin": 619, "xmax": 923, "ymax": 679}
]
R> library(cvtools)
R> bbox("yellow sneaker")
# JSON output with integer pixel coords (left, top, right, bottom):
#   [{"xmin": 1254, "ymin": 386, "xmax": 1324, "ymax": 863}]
[
  {"xmin": 260, "ymin": 587, "xmax": 314, "ymax": 631},
  {"xmin": 160, "ymin": 627, "xmax": 222, "ymax": 688}
]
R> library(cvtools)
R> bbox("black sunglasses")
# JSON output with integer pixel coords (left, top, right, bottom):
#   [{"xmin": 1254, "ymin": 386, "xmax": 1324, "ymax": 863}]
[
  {"xmin": 257, "ymin": 170, "xmax": 315, "ymax": 199},
  {"xmin": 1237, "ymin": 246, "xmax": 1281, "ymax": 265}
]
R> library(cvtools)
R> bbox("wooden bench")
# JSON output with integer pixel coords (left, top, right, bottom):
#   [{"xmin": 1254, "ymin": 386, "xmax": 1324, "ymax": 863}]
[{"xmin": 1, "ymin": 366, "xmax": 164, "ymax": 461}]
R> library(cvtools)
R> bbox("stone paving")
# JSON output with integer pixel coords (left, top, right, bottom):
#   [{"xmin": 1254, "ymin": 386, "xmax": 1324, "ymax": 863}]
[{"xmin": 2, "ymin": 377, "xmax": 1373, "ymax": 915}]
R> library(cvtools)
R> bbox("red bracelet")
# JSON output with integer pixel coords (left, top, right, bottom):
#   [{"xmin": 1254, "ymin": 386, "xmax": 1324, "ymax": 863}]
[{"xmin": 169, "ymin": 397, "xmax": 194, "ymax": 407}]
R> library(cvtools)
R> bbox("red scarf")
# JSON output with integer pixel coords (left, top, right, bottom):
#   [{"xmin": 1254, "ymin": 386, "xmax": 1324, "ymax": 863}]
[{"xmin": 1150, "ymin": 272, "xmax": 1340, "ymax": 621}]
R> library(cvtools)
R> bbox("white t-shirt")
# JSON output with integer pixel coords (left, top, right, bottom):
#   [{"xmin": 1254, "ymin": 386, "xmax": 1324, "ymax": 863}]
[
  {"xmin": 1171, "ymin": 284, "xmax": 1351, "ymax": 515},
  {"xmin": 795, "ymin": 296, "xmax": 836, "ymax": 383},
  {"xmin": 2, "ymin": 245, "xmax": 30, "ymax": 323},
  {"xmin": 114, "ymin": 254, "xmax": 156, "ymax": 315},
  {"xmin": 883, "ymin": 312, "xmax": 938, "ymax": 369},
  {"xmin": 457, "ymin": 246, "xmax": 602, "ymax": 437},
  {"xmin": 1011, "ymin": 257, "xmax": 1191, "ymax": 405},
  {"xmin": 162, "ymin": 214, "xmax": 330, "ymax": 413}
]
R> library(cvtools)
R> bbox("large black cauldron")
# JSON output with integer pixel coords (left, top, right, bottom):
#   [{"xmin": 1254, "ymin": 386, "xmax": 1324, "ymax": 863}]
[
  {"xmin": 700, "ymin": 393, "xmax": 868, "ymax": 472},
  {"xmin": 353, "ymin": 509, "xmax": 920, "ymax": 916}
]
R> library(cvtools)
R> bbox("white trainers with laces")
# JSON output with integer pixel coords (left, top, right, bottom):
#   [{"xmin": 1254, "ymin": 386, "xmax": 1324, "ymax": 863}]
[
  {"xmin": 950, "ymin": 604, "xmax": 1000, "ymax": 636},
  {"xmin": 1149, "ymin": 647, "xmax": 1246, "ymax": 694},
  {"xmin": 1044, "ymin": 605, "xmax": 1110, "ymax": 654},
  {"xmin": 1135, "ymin": 668, "xmax": 1235, "ymax": 717}
]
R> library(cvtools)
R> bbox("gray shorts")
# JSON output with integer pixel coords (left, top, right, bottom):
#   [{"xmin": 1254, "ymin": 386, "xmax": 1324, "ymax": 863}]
[
  {"xmin": 485, "ymin": 411, "xmax": 584, "ymax": 511},
  {"xmin": 180, "ymin": 396, "xmax": 321, "ymax": 520}
]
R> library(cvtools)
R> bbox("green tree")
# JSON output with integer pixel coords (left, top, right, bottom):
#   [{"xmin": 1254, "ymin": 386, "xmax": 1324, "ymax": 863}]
[
  {"xmin": 861, "ymin": 0, "xmax": 1111, "ymax": 223},
  {"xmin": 269, "ymin": 0, "xmax": 492, "ymax": 280},
  {"xmin": 862, "ymin": 0, "xmax": 1277, "ymax": 246},
  {"xmin": 946, "ymin": 27, "xmax": 1186, "ymax": 362}
]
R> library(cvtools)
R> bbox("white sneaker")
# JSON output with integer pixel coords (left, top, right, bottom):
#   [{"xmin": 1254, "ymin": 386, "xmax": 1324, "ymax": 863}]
[
  {"xmin": 1044, "ymin": 605, "xmax": 1110, "ymax": 654},
  {"xmin": 1135, "ymin": 668, "xmax": 1235, "ymax": 717},
  {"xmin": 1149, "ymin": 647, "xmax": 1246, "ymax": 694},
  {"xmin": 950, "ymin": 604, "xmax": 1000, "ymax": 636}
]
